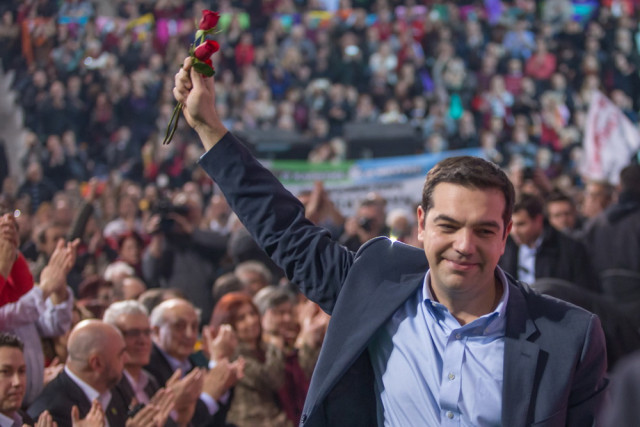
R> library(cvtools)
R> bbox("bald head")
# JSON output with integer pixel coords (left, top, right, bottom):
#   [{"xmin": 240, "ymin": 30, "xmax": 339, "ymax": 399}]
[
  {"xmin": 68, "ymin": 320, "xmax": 120, "ymax": 362},
  {"xmin": 66, "ymin": 320, "xmax": 127, "ymax": 392}
]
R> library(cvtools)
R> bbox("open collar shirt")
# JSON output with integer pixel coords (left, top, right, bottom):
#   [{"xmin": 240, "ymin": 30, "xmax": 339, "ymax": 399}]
[{"xmin": 369, "ymin": 268, "xmax": 509, "ymax": 426}]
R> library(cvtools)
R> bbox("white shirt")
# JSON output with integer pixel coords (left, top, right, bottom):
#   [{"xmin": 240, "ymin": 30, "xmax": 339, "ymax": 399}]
[
  {"xmin": 0, "ymin": 411, "xmax": 22, "ymax": 427},
  {"xmin": 123, "ymin": 369, "xmax": 151, "ymax": 405},
  {"xmin": 517, "ymin": 236, "xmax": 543, "ymax": 284}
]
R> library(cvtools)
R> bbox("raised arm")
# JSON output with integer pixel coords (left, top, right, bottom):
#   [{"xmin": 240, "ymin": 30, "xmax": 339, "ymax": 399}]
[{"xmin": 172, "ymin": 58, "xmax": 354, "ymax": 314}]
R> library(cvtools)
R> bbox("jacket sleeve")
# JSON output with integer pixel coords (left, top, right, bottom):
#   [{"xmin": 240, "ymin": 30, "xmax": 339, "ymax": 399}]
[
  {"xmin": 198, "ymin": 133, "xmax": 355, "ymax": 314},
  {"xmin": 36, "ymin": 286, "xmax": 73, "ymax": 337},
  {"xmin": 566, "ymin": 314, "xmax": 609, "ymax": 426},
  {"xmin": 0, "ymin": 286, "xmax": 44, "ymax": 329}
]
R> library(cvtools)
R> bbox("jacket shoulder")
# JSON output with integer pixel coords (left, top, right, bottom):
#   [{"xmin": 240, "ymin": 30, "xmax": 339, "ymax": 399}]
[{"xmin": 355, "ymin": 237, "xmax": 428, "ymax": 277}]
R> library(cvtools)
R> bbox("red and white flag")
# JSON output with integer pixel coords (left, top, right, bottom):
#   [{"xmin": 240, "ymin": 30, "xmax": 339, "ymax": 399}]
[{"xmin": 581, "ymin": 90, "xmax": 640, "ymax": 184}]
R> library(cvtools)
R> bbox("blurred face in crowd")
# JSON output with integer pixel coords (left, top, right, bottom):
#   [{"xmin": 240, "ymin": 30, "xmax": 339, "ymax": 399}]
[
  {"xmin": 582, "ymin": 182, "xmax": 612, "ymax": 218},
  {"xmin": 0, "ymin": 346, "xmax": 26, "ymax": 417},
  {"xmin": 121, "ymin": 277, "xmax": 146, "ymax": 300},
  {"xmin": 41, "ymin": 226, "xmax": 65, "ymax": 257},
  {"xmin": 237, "ymin": 270, "xmax": 269, "ymax": 296},
  {"xmin": 115, "ymin": 313, "xmax": 152, "ymax": 368},
  {"xmin": 234, "ymin": 302, "xmax": 261, "ymax": 345},
  {"xmin": 511, "ymin": 209, "xmax": 543, "ymax": 247},
  {"xmin": 119, "ymin": 235, "xmax": 141, "ymax": 266},
  {"xmin": 546, "ymin": 200, "xmax": 576, "ymax": 231},
  {"xmin": 262, "ymin": 300, "xmax": 296, "ymax": 340},
  {"xmin": 152, "ymin": 300, "xmax": 199, "ymax": 361}
]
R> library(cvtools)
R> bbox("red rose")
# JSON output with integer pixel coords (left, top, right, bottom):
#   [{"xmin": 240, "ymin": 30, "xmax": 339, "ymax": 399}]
[
  {"xmin": 199, "ymin": 10, "xmax": 220, "ymax": 31},
  {"xmin": 194, "ymin": 40, "xmax": 220, "ymax": 61}
]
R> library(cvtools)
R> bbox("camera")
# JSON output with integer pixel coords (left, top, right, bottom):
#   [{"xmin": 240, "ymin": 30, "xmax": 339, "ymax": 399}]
[{"xmin": 154, "ymin": 201, "xmax": 190, "ymax": 233}]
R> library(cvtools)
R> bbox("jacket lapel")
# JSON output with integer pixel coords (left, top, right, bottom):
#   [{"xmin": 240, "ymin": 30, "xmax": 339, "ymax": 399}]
[
  {"xmin": 306, "ymin": 272, "xmax": 425, "ymax": 413},
  {"xmin": 502, "ymin": 280, "xmax": 540, "ymax": 427}
]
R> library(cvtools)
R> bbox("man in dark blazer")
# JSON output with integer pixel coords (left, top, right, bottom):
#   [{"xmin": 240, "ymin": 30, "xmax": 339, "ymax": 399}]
[
  {"xmin": 27, "ymin": 320, "xmax": 130, "ymax": 426},
  {"xmin": 581, "ymin": 163, "xmax": 640, "ymax": 276},
  {"xmin": 173, "ymin": 57, "xmax": 608, "ymax": 426},
  {"xmin": 500, "ymin": 193, "xmax": 600, "ymax": 292},
  {"xmin": 145, "ymin": 298, "xmax": 238, "ymax": 427}
]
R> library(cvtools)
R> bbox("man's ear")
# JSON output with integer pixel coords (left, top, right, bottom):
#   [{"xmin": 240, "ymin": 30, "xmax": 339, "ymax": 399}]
[
  {"xmin": 503, "ymin": 220, "xmax": 513, "ymax": 240},
  {"xmin": 87, "ymin": 353, "xmax": 101, "ymax": 371},
  {"xmin": 416, "ymin": 206, "xmax": 426, "ymax": 241},
  {"xmin": 151, "ymin": 325, "xmax": 161, "ymax": 340}
]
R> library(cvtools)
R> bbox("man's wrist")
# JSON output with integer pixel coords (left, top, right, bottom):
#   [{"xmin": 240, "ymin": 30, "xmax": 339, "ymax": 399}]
[
  {"xmin": 50, "ymin": 286, "xmax": 70, "ymax": 305},
  {"xmin": 195, "ymin": 123, "xmax": 227, "ymax": 151}
]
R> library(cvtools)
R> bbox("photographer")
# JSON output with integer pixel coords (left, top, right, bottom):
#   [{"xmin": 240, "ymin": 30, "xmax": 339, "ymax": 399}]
[
  {"xmin": 339, "ymin": 195, "xmax": 389, "ymax": 251},
  {"xmin": 142, "ymin": 191, "xmax": 229, "ymax": 326}
]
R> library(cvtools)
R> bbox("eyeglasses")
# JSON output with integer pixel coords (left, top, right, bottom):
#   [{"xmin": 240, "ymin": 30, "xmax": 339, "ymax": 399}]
[{"xmin": 120, "ymin": 328, "xmax": 152, "ymax": 339}]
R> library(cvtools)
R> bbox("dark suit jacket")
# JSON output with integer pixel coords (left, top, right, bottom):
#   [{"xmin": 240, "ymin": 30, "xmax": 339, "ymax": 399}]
[
  {"xmin": 115, "ymin": 369, "xmax": 161, "ymax": 402},
  {"xmin": 499, "ymin": 224, "xmax": 600, "ymax": 292},
  {"xmin": 581, "ymin": 194, "xmax": 640, "ymax": 276},
  {"xmin": 116, "ymin": 371, "xmax": 181, "ymax": 427},
  {"xmin": 26, "ymin": 370, "xmax": 129, "ymax": 427},
  {"xmin": 199, "ymin": 132, "xmax": 609, "ymax": 427},
  {"xmin": 144, "ymin": 344, "xmax": 230, "ymax": 427}
]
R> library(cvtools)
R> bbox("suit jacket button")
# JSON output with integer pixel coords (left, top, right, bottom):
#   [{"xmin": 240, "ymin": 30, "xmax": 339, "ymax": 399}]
[{"xmin": 301, "ymin": 414, "xmax": 307, "ymax": 423}]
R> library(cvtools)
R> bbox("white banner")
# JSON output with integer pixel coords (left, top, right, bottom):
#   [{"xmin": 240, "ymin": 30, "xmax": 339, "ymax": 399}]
[{"xmin": 582, "ymin": 90, "xmax": 640, "ymax": 184}]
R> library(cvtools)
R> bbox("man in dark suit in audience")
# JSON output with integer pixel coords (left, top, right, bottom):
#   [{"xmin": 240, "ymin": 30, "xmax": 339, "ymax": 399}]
[
  {"xmin": 146, "ymin": 298, "xmax": 241, "ymax": 427},
  {"xmin": 582, "ymin": 163, "xmax": 640, "ymax": 276},
  {"xmin": 500, "ymin": 193, "xmax": 599, "ymax": 292},
  {"xmin": 104, "ymin": 300, "xmax": 203, "ymax": 426},
  {"xmin": 27, "ymin": 320, "xmax": 130, "ymax": 426}
]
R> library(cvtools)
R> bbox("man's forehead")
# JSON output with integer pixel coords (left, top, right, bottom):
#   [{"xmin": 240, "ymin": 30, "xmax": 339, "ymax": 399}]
[
  {"xmin": 0, "ymin": 347, "xmax": 25, "ymax": 365},
  {"xmin": 118, "ymin": 312, "xmax": 149, "ymax": 325},
  {"xmin": 166, "ymin": 304, "xmax": 198, "ymax": 320}
]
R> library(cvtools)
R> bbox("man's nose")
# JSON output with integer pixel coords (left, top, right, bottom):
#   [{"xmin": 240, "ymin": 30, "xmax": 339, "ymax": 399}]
[
  {"xmin": 11, "ymin": 372, "xmax": 22, "ymax": 387},
  {"xmin": 453, "ymin": 229, "xmax": 475, "ymax": 255}
]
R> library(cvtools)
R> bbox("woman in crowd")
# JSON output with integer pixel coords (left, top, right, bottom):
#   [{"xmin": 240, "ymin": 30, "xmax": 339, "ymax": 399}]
[{"xmin": 210, "ymin": 292, "xmax": 291, "ymax": 427}]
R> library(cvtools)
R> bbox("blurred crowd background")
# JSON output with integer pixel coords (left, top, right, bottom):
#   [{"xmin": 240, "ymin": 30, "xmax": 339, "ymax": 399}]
[{"xmin": 1, "ymin": 0, "xmax": 640, "ymax": 425}]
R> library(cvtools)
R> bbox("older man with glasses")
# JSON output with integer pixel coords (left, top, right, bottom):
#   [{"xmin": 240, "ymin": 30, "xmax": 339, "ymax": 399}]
[{"xmin": 104, "ymin": 300, "xmax": 202, "ymax": 426}]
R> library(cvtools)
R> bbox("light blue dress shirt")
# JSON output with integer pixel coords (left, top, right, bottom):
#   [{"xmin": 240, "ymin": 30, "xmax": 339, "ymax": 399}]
[{"xmin": 368, "ymin": 269, "xmax": 509, "ymax": 426}]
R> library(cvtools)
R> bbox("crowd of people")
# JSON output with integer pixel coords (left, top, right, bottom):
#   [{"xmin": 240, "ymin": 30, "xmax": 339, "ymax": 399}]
[{"xmin": 0, "ymin": 0, "xmax": 640, "ymax": 425}]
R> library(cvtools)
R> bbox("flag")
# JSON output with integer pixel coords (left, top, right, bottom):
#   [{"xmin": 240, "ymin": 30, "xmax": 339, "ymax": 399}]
[{"xmin": 581, "ymin": 90, "xmax": 640, "ymax": 184}]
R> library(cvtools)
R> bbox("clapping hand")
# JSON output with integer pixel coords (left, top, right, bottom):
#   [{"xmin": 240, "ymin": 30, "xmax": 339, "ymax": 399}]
[
  {"xmin": 39, "ymin": 238, "xmax": 80, "ymax": 302},
  {"xmin": 0, "ymin": 213, "xmax": 18, "ymax": 278},
  {"xmin": 71, "ymin": 400, "xmax": 105, "ymax": 427}
]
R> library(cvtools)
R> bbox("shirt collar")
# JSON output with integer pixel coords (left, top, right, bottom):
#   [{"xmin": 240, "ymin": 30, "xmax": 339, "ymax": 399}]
[
  {"xmin": 157, "ymin": 346, "xmax": 192, "ymax": 375},
  {"xmin": 64, "ymin": 366, "xmax": 112, "ymax": 411},
  {"xmin": 422, "ymin": 267, "xmax": 510, "ymax": 331},
  {"xmin": 123, "ymin": 369, "xmax": 149, "ymax": 392},
  {"xmin": 0, "ymin": 411, "xmax": 21, "ymax": 427},
  {"xmin": 522, "ymin": 235, "xmax": 544, "ymax": 251}
]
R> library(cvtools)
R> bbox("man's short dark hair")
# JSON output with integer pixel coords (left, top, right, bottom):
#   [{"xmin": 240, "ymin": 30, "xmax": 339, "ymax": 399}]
[
  {"xmin": 0, "ymin": 333, "xmax": 24, "ymax": 351},
  {"xmin": 545, "ymin": 189, "xmax": 575, "ymax": 208},
  {"xmin": 514, "ymin": 193, "xmax": 544, "ymax": 219},
  {"xmin": 421, "ymin": 156, "xmax": 515, "ymax": 230}
]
